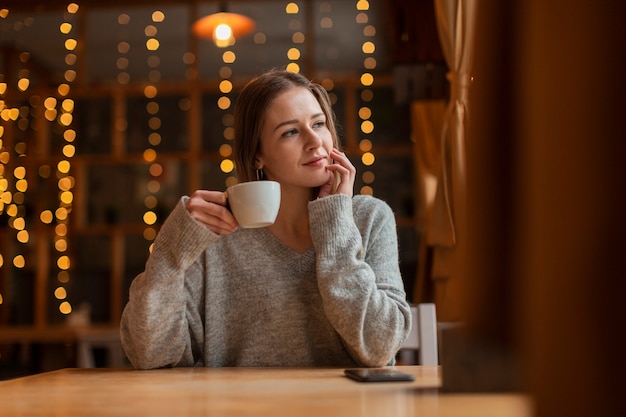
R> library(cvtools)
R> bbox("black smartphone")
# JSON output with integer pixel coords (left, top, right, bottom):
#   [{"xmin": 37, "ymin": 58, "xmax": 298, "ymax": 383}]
[{"xmin": 344, "ymin": 368, "xmax": 415, "ymax": 382}]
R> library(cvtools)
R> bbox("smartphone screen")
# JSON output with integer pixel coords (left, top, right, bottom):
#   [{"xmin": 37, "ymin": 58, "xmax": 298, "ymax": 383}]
[{"xmin": 344, "ymin": 368, "xmax": 415, "ymax": 382}]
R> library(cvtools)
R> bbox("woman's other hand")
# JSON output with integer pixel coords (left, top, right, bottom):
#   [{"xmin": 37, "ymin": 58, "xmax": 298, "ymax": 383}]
[
  {"xmin": 318, "ymin": 148, "xmax": 356, "ymax": 198},
  {"xmin": 186, "ymin": 190, "xmax": 238, "ymax": 235}
]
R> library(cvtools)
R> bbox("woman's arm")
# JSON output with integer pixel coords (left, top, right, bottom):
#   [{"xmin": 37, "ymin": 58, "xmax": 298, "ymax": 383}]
[
  {"xmin": 308, "ymin": 194, "xmax": 411, "ymax": 367},
  {"xmin": 120, "ymin": 197, "xmax": 217, "ymax": 369}
]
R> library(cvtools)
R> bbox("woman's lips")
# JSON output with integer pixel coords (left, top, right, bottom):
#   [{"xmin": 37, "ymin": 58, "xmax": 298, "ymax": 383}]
[{"xmin": 304, "ymin": 156, "xmax": 327, "ymax": 167}]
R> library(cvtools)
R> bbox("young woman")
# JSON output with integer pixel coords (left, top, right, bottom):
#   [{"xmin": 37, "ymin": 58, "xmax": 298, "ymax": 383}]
[{"xmin": 120, "ymin": 69, "xmax": 411, "ymax": 368}]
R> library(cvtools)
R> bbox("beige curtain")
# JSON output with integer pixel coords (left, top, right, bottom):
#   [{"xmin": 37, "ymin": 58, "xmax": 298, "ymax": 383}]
[
  {"xmin": 410, "ymin": 100, "xmax": 446, "ymax": 303},
  {"xmin": 427, "ymin": 0, "xmax": 477, "ymax": 319}
]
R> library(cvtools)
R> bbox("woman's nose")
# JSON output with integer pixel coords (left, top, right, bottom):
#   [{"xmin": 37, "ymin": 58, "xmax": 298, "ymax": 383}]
[{"xmin": 304, "ymin": 127, "xmax": 323, "ymax": 148}]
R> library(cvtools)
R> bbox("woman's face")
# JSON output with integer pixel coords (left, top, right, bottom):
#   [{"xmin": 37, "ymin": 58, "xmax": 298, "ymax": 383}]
[{"xmin": 256, "ymin": 86, "xmax": 334, "ymax": 190}]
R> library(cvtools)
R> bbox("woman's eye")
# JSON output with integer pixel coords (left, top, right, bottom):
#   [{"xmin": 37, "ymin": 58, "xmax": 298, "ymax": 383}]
[
  {"xmin": 282, "ymin": 128, "xmax": 297, "ymax": 137},
  {"xmin": 313, "ymin": 121, "xmax": 326, "ymax": 128}
]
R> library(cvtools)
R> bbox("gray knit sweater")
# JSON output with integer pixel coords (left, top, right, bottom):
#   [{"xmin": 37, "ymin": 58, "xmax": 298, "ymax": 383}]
[{"xmin": 120, "ymin": 193, "xmax": 411, "ymax": 369}]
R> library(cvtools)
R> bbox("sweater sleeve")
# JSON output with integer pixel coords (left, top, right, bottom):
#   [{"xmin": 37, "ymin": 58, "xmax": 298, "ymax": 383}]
[
  {"xmin": 308, "ymin": 194, "xmax": 411, "ymax": 367},
  {"xmin": 120, "ymin": 197, "xmax": 217, "ymax": 369}
]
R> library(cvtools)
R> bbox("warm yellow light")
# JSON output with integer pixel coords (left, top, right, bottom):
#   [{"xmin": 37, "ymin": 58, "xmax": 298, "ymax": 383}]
[
  {"xmin": 56, "ymin": 209, "xmax": 69, "ymax": 223},
  {"xmin": 58, "ymin": 83, "xmax": 70, "ymax": 96},
  {"xmin": 287, "ymin": 47, "xmax": 301, "ymax": 60},
  {"xmin": 192, "ymin": 12, "xmax": 255, "ymax": 47},
  {"xmin": 357, "ymin": 0, "xmax": 370, "ymax": 11},
  {"xmin": 60, "ymin": 191, "xmax": 73, "ymax": 204},
  {"xmin": 62, "ymin": 99, "xmax": 74, "ymax": 112},
  {"xmin": 59, "ymin": 301, "xmax": 72, "ymax": 315},
  {"xmin": 361, "ymin": 120, "xmax": 374, "ymax": 134},
  {"xmin": 286, "ymin": 62, "xmax": 300, "ymax": 73},
  {"xmin": 13, "ymin": 217, "xmax": 25, "ymax": 230},
  {"xmin": 144, "ymin": 85, "xmax": 158, "ymax": 98},
  {"xmin": 67, "ymin": 3, "xmax": 79, "ymax": 14},
  {"xmin": 64, "ymin": 129, "xmax": 76, "ymax": 142},
  {"xmin": 55, "ymin": 287, "xmax": 67, "ymax": 300},
  {"xmin": 220, "ymin": 159, "xmax": 234, "ymax": 173},
  {"xmin": 217, "ymin": 97, "xmax": 231, "ymax": 110},
  {"xmin": 143, "ymin": 148, "xmax": 157, "ymax": 162},
  {"xmin": 45, "ymin": 109, "xmax": 57, "ymax": 121},
  {"xmin": 358, "ymin": 107, "xmax": 371, "ymax": 120},
  {"xmin": 63, "ymin": 144, "xmax": 75, "ymax": 157},
  {"xmin": 17, "ymin": 78, "xmax": 30, "ymax": 92},
  {"xmin": 15, "ymin": 179, "xmax": 28, "ymax": 192},
  {"xmin": 152, "ymin": 11, "xmax": 165, "ymax": 23},
  {"xmin": 59, "ymin": 112, "xmax": 73, "ymax": 126},
  {"xmin": 60, "ymin": 22, "xmax": 72, "ymax": 34},
  {"xmin": 146, "ymin": 38, "xmax": 160, "ymax": 51},
  {"xmin": 360, "ymin": 73, "xmax": 374, "ymax": 86},
  {"xmin": 143, "ymin": 211, "xmax": 157, "ymax": 225},
  {"xmin": 361, "ymin": 152, "xmax": 375, "ymax": 166},
  {"xmin": 219, "ymin": 79, "xmax": 233, "ymax": 94},
  {"xmin": 40, "ymin": 210, "xmax": 54, "ymax": 224},
  {"xmin": 57, "ymin": 255, "xmax": 71, "ymax": 270},
  {"xmin": 1, "ymin": 193, "xmax": 11, "ymax": 206},
  {"xmin": 362, "ymin": 41, "xmax": 375, "ymax": 54},
  {"xmin": 286, "ymin": 3, "xmax": 299, "ymax": 14},
  {"xmin": 55, "ymin": 238, "xmax": 68, "ymax": 252},
  {"xmin": 64, "ymin": 38, "xmax": 77, "ymax": 51},
  {"xmin": 13, "ymin": 255, "xmax": 25, "ymax": 268},
  {"xmin": 222, "ymin": 51, "xmax": 236, "ymax": 63},
  {"xmin": 17, "ymin": 230, "xmax": 29, "ymax": 243},
  {"xmin": 13, "ymin": 166, "xmax": 26, "ymax": 179},
  {"xmin": 57, "ymin": 160, "xmax": 71, "ymax": 173}
]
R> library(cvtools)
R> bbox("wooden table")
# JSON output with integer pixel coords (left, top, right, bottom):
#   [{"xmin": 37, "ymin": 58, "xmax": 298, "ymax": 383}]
[{"xmin": 0, "ymin": 366, "xmax": 532, "ymax": 417}]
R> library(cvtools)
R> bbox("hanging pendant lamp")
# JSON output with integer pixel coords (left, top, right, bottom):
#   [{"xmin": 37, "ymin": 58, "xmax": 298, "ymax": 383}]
[{"xmin": 192, "ymin": 2, "xmax": 255, "ymax": 47}]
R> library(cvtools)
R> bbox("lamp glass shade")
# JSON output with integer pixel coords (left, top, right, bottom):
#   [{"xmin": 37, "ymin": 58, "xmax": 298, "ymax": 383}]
[{"xmin": 192, "ymin": 12, "xmax": 255, "ymax": 46}]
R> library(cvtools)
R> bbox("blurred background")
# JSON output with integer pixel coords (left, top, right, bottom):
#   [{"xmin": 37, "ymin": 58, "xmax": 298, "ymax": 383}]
[{"xmin": 0, "ymin": 0, "xmax": 448, "ymax": 375}]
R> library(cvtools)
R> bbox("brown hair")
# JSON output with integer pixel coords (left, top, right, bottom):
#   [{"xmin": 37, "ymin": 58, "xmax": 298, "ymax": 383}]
[{"xmin": 233, "ymin": 68, "xmax": 340, "ymax": 182}]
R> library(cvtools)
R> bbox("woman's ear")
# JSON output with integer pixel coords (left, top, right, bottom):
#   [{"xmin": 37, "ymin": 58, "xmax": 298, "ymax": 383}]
[{"xmin": 254, "ymin": 156, "xmax": 263, "ymax": 169}]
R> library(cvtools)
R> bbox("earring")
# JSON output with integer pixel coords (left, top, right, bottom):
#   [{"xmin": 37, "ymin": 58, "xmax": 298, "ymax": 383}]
[{"xmin": 256, "ymin": 168, "xmax": 265, "ymax": 181}]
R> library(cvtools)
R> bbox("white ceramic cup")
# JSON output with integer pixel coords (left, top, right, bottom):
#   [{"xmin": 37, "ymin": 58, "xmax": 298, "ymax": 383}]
[{"xmin": 226, "ymin": 181, "xmax": 281, "ymax": 228}]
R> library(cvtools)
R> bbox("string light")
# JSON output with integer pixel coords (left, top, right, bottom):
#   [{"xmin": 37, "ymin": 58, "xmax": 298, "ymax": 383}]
[
  {"xmin": 285, "ymin": 2, "xmax": 301, "ymax": 73},
  {"xmin": 143, "ymin": 10, "xmax": 165, "ymax": 245},
  {"xmin": 52, "ymin": 2, "xmax": 80, "ymax": 316},
  {"xmin": 356, "ymin": 0, "xmax": 376, "ymax": 196}
]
